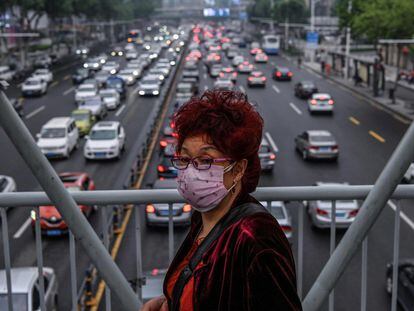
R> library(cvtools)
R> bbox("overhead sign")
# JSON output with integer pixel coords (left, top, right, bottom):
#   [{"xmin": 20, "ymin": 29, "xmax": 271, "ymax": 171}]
[
  {"xmin": 203, "ymin": 8, "xmax": 230, "ymax": 17},
  {"xmin": 306, "ymin": 31, "xmax": 319, "ymax": 49}
]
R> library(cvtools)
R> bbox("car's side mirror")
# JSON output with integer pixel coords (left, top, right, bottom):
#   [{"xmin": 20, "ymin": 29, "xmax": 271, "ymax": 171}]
[{"xmin": 36, "ymin": 133, "xmax": 41, "ymax": 139}]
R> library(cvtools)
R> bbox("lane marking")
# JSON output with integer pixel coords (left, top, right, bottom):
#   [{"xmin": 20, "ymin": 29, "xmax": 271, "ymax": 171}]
[
  {"xmin": 265, "ymin": 132, "xmax": 279, "ymax": 152},
  {"xmin": 50, "ymin": 81, "xmax": 58, "ymax": 88},
  {"xmin": 388, "ymin": 200, "xmax": 414, "ymax": 231},
  {"xmin": 63, "ymin": 86, "xmax": 75, "ymax": 96},
  {"xmin": 25, "ymin": 105, "xmax": 45, "ymax": 119},
  {"xmin": 349, "ymin": 116, "xmax": 360, "ymax": 125},
  {"xmin": 63, "ymin": 75, "xmax": 70, "ymax": 81},
  {"xmin": 369, "ymin": 130, "xmax": 386, "ymax": 143},
  {"xmin": 272, "ymin": 85, "xmax": 280, "ymax": 93},
  {"xmin": 239, "ymin": 85, "xmax": 246, "ymax": 93},
  {"xmin": 18, "ymin": 97, "xmax": 24, "ymax": 105},
  {"xmin": 289, "ymin": 102, "xmax": 302, "ymax": 115},
  {"xmin": 203, "ymin": 73, "xmax": 207, "ymax": 79},
  {"xmin": 204, "ymin": 85, "xmax": 208, "ymax": 91},
  {"xmin": 115, "ymin": 104, "xmax": 126, "ymax": 117},
  {"xmin": 13, "ymin": 217, "xmax": 31, "ymax": 239}
]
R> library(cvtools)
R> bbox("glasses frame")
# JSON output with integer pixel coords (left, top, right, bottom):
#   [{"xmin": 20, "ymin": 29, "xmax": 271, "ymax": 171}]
[{"xmin": 170, "ymin": 156, "xmax": 233, "ymax": 170}]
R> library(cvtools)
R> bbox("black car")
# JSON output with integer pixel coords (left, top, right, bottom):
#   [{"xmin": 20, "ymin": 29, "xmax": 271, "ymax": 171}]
[
  {"xmin": 273, "ymin": 66, "xmax": 293, "ymax": 81},
  {"xmin": 157, "ymin": 156, "xmax": 178, "ymax": 178},
  {"xmin": 182, "ymin": 69, "xmax": 199, "ymax": 81},
  {"xmin": 181, "ymin": 77, "xmax": 199, "ymax": 94},
  {"xmin": 72, "ymin": 68, "xmax": 91, "ymax": 85},
  {"xmin": 386, "ymin": 260, "xmax": 414, "ymax": 311},
  {"xmin": 9, "ymin": 98, "xmax": 24, "ymax": 117},
  {"xmin": 295, "ymin": 81, "xmax": 318, "ymax": 99},
  {"xmin": 106, "ymin": 76, "xmax": 126, "ymax": 99}
]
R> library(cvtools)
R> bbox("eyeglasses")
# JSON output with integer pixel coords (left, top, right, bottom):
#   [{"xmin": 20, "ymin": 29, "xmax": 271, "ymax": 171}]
[{"xmin": 170, "ymin": 156, "xmax": 233, "ymax": 170}]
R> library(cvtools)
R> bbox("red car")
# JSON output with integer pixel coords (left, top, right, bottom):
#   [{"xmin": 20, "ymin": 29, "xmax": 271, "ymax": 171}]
[
  {"xmin": 219, "ymin": 67, "xmax": 238, "ymax": 83},
  {"xmin": 31, "ymin": 172, "xmax": 96, "ymax": 236},
  {"xmin": 250, "ymin": 48, "xmax": 263, "ymax": 55}
]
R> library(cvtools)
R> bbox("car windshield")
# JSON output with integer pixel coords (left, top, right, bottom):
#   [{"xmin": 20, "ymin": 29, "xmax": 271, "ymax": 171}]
[
  {"xmin": 79, "ymin": 87, "xmax": 95, "ymax": 93},
  {"xmin": 90, "ymin": 129, "xmax": 116, "ymax": 140},
  {"xmin": 100, "ymin": 92, "xmax": 115, "ymax": 98},
  {"xmin": 259, "ymin": 145, "xmax": 270, "ymax": 153},
  {"xmin": 142, "ymin": 80, "xmax": 158, "ymax": 85},
  {"xmin": 76, "ymin": 69, "xmax": 88, "ymax": 75},
  {"xmin": 84, "ymin": 99, "xmax": 101, "ymax": 106},
  {"xmin": 0, "ymin": 293, "xmax": 28, "ymax": 311},
  {"xmin": 303, "ymin": 82, "xmax": 315, "ymax": 88},
  {"xmin": 107, "ymin": 80, "xmax": 122, "ymax": 88},
  {"xmin": 177, "ymin": 84, "xmax": 191, "ymax": 92},
  {"xmin": 310, "ymin": 135, "xmax": 334, "ymax": 142},
  {"xmin": 25, "ymin": 80, "xmax": 40, "ymax": 85},
  {"xmin": 72, "ymin": 113, "xmax": 89, "ymax": 121},
  {"xmin": 41, "ymin": 128, "xmax": 66, "ymax": 138},
  {"xmin": 267, "ymin": 38, "xmax": 278, "ymax": 43},
  {"xmin": 66, "ymin": 186, "xmax": 81, "ymax": 192}
]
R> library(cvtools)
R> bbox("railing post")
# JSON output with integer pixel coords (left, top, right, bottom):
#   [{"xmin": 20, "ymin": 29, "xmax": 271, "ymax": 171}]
[
  {"xmin": 360, "ymin": 238, "xmax": 368, "ymax": 311},
  {"xmin": 135, "ymin": 205, "xmax": 144, "ymax": 301},
  {"xmin": 329, "ymin": 200, "xmax": 336, "ymax": 311},
  {"xmin": 168, "ymin": 203, "xmax": 174, "ymax": 263},
  {"xmin": 1, "ymin": 208, "xmax": 13, "ymax": 311},
  {"xmin": 0, "ymin": 90, "xmax": 140, "ymax": 310},
  {"xmin": 297, "ymin": 202, "xmax": 304, "ymax": 300},
  {"xmin": 34, "ymin": 208, "xmax": 46, "ymax": 311},
  {"xmin": 100, "ymin": 206, "xmax": 111, "ymax": 311},
  {"xmin": 69, "ymin": 231, "xmax": 78, "ymax": 311},
  {"xmin": 303, "ymin": 120, "xmax": 414, "ymax": 311},
  {"xmin": 391, "ymin": 200, "xmax": 401, "ymax": 311}
]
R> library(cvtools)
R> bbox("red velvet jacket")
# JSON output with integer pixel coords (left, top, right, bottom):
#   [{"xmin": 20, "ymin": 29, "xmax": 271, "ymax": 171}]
[{"xmin": 163, "ymin": 194, "xmax": 302, "ymax": 311}]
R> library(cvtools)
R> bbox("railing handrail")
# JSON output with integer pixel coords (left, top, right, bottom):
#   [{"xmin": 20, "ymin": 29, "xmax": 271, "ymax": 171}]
[{"xmin": 1, "ymin": 184, "xmax": 414, "ymax": 207}]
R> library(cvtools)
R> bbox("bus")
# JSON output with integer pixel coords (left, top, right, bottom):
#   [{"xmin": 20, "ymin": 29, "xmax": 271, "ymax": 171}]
[
  {"xmin": 127, "ymin": 29, "xmax": 143, "ymax": 44},
  {"xmin": 262, "ymin": 34, "xmax": 280, "ymax": 55}
]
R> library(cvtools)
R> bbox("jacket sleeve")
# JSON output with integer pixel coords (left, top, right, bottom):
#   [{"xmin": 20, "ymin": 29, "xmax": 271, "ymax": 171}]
[{"xmin": 246, "ymin": 249, "xmax": 303, "ymax": 311}]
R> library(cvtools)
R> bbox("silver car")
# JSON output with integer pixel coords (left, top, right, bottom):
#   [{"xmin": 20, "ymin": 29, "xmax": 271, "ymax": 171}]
[
  {"xmin": 260, "ymin": 201, "xmax": 292, "ymax": 240},
  {"xmin": 308, "ymin": 93, "xmax": 334, "ymax": 114},
  {"xmin": 138, "ymin": 76, "xmax": 161, "ymax": 96},
  {"xmin": 259, "ymin": 138, "xmax": 276, "ymax": 172},
  {"xmin": 403, "ymin": 163, "xmax": 414, "ymax": 183},
  {"xmin": 305, "ymin": 182, "xmax": 360, "ymax": 229},
  {"xmin": 146, "ymin": 179, "xmax": 192, "ymax": 226},
  {"xmin": 78, "ymin": 96, "xmax": 107, "ymax": 120},
  {"xmin": 214, "ymin": 77, "xmax": 234, "ymax": 90},
  {"xmin": 295, "ymin": 130, "xmax": 339, "ymax": 161},
  {"xmin": 0, "ymin": 267, "xmax": 58, "ymax": 311}
]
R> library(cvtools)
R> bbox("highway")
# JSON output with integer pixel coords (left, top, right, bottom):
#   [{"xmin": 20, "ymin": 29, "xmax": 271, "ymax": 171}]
[{"xmin": 0, "ymin": 27, "xmax": 414, "ymax": 311}]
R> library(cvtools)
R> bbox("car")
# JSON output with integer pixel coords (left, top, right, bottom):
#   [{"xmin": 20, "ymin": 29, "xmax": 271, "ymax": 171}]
[
  {"xmin": 305, "ymin": 182, "xmax": 360, "ymax": 229},
  {"xmin": 31, "ymin": 173, "xmax": 96, "ymax": 235},
  {"xmin": 250, "ymin": 42, "xmax": 261, "ymax": 49},
  {"xmin": 121, "ymin": 67, "xmax": 142, "ymax": 80},
  {"xmin": 162, "ymin": 121, "xmax": 177, "ymax": 137},
  {"xmin": 260, "ymin": 201, "xmax": 292, "ymax": 240},
  {"xmin": 21, "ymin": 77, "xmax": 47, "ymax": 96},
  {"xmin": 226, "ymin": 48, "xmax": 238, "ymax": 59},
  {"xmin": 145, "ymin": 179, "xmax": 191, "ymax": 227},
  {"xmin": 308, "ymin": 93, "xmax": 334, "ymax": 114},
  {"xmin": 250, "ymin": 47, "xmax": 263, "ymax": 55},
  {"xmin": 209, "ymin": 64, "xmax": 222, "ymax": 78},
  {"xmin": 238, "ymin": 61, "xmax": 254, "ymax": 74},
  {"xmin": 0, "ymin": 65, "xmax": 16, "ymax": 81},
  {"xmin": 34, "ymin": 55, "xmax": 52, "ymax": 68},
  {"xmin": 125, "ymin": 50, "xmax": 138, "ymax": 60},
  {"xmin": 79, "ymin": 96, "xmax": 107, "ymax": 120},
  {"xmin": 403, "ymin": 163, "xmax": 414, "ymax": 183},
  {"xmin": 176, "ymin": 82, "xmax": 197, "ymax": 99},
  {"xmin": 72, "ymin": 68, "xmax": 91, "ymax": 85},
  {"xmin": 247, "ymin": 71, "xmax": 267, "ymax": 87},
  {"xmin": 259, "ymin": 138, "xmax": 276, "ymax": 172},
  {"xmin": 273, "ymin": 66, "xmax": 293, "ymax": 81},
  {"xmin": 182, "ymin": 69, "xmax": 199, "ymax": 81},
  {"xmin": 110, "ymin": 46, "xmax": 124, "ymax": 57},
  {"xmin": 295, "ymin": 130, "xmax": 339, "ymax": 161},
  {"xmin": 75, "ymin": 83, "xmax": 98, "ymax": 104},
  {"xmin": 138, "ymin": 76, "xmax": 161, "ymax": 96},
  {"xmin": 232, "ymin": 55, "xmax": 244, "ymax": 67},
  {"xmin": 214, "ymin": 77, "xmax": 234, "ymax": 90},
  {"xmin": 126, "ymin": 62, "xmax": 146, "ymax": 74},
  {"xmin": 157, "ymin": 156, "xmax": 178, "ymax": 178},
  {"xmin": 9, "ymin": 98, "xmax": 24, "ymax": 117},
  {"xmin": 0, "ymin": 175, "xmax": 16, "ymax": 211},
  {"xmin": 84, "ymin": 121, "xmax": 126, "ymax": 160},
  {"xmin": 204, "ymin": 52, "xmax": 221, "ymax": 68},
  {"xmin": 99, "ymin": 89, "xmax": 121, "ymax": 110},
  {"xmin": 0, "ymin": 267, "xmax": 58, "ymax": 310},
  {"xmin": 219, "ymin": 67, "xmax": 237, "ymax": 83},
  {"xmin": 180, "ymin": 77, "xmax": 199, "ymax": 94},
  {"xmin": 255, "ymin": 52, "xmax": 268, "ymax": 63},
  {"xmin": 149, "ymin": 68, "xmax": 169, "ymax": 81},
  {"xmin": 96, "ymin": 53, "xmax": 108, "ymax": 65},
  {"xmin": 94, "ymin": 71, "xmax": 111, "ymax": 88},
  {"xmin": 386, "ymin": 260, "xmax": 414, "ymax": 311},
  {"xmin": 76, "ymin": 46, "xmax": 89, "ymax": 56},
  {"xmin": 102, "ymin": 61, "xmax": 120, "ymax": 75},
  {"xmin": 71, "ymin": 109, "xmax": 95, "ymax": 136},
  {"xmin": 36, "ymin": 117, "xmax": 79, "ymax": 159},
  {"xmin": 159, "ymin": 136, "xmax": 177, "ymax": 154},
  {"xmin": 142, "ymin": 268, "xmax": 168, "ymax": 303},
  {"xmin": 294, "ymin": 81, "xmax": 318, "ymax": 99},
  {"xmin": 106, "ymin": 76, "xmax": 127, "ymax": 99},
  {"xmin": 83, "ymin": 57, "xmax": 102, "ymax": 70}
]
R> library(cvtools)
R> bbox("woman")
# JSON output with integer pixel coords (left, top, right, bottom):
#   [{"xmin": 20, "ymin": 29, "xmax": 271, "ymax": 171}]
[{"xmin": 142, "ymin": 90, "xmax": 302, "ymax": 311}]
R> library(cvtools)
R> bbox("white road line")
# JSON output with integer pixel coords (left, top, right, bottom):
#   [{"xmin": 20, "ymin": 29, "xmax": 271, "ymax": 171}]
[
  {"xmin": 13, "ymin": 217, "xmax": 31, "ymax": 239},
  {"xmin": 272, "ymin": 85, "xmax": 280, "ymax": 93},
  {"xmin": 203, "ymin": 73, "xmax": 207, "ymax": 79},
  {"xmin": 265, "ymin": 132, "xmax": 279, "ymax": 152},
  {"xmin": 239, "ymin": 85, "xmax": 246, "ymax": 93},
  {"xmin": 271, "ymin": 61, "xmax": 275, "ymax": 66},
  {"xmin": 115, "ymin": 105, "xmax": 126, "ymax": 117},
  {"xmin": 25, "ymin": 105, "xmax": 45, "ymax": 119},
  {"xmin": 388, "ymin": 200, "xmax": 414, "ymax": 231},
  {"xmin": 63, "ymin": 86, "xmax": 75, "ymax": 96},
  {"xmin": 204, "ymin": 85, "xmax": 208, "ymax": 91},
  {"xmin": 289, "ymin": 102, "xmax": 302, "ymax": 115}
]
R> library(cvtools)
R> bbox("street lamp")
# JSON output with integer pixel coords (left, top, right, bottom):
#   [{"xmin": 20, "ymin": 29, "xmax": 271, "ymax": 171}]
[
  {"xmin": 345, "ymin": 0, "xmax": 353, "ymax": 80},
  {"xmin": 310, "ymin": 0, "xmax": 320, "ymax": 62}
]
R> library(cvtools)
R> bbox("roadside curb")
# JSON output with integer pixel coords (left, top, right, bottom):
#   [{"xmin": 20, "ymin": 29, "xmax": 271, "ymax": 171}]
[{"xmin": 301, "ymin": 61, "xmax": 413, "ymax": 123}]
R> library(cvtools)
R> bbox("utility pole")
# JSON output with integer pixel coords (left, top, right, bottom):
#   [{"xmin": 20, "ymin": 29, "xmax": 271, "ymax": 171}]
[
  {"xmin": 310, "ymin": 0, "xmax": 317, "ymax": 62},
  {"xmin": 72, "ymin": 16, "xmax": 77, "ymax": 53},
  {"xmin": 344, "ymin": 0, "xmax": 352, "ymax": 80},
  {"xmin": 270, "ymin": 0, "xmax": 275, "ymax": 33},
  {"xmin": 285, "ymin": 18, "xmax": 289, "ymax": 51}
]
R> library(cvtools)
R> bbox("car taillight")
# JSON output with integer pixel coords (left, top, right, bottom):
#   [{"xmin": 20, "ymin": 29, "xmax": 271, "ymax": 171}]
[
  {"xmin": 288, "ymin": 72, "xmax": 293, "ymax": 77},
  {"xmin": 219, "ymin": 73, "xmax": 224, "ymax": 77},
  {"xmin": 146, "ymin": 204, "xmax": 155, "ymax": 213},
  {"xmin": 269, "ymin": 153, "xmax": 276, "ymax": 160},
  {"xmin": 331, "ymin": 145, "xmax": 338, "ymax": 151},
  {"xmin": 328, "ymin": 99, "xmax": 334, "ymax": 105},
  {"xmin": 349, "ymin": 209, "xmax": 359, "ymax": 217},
  {"xmin": 248, "ymin": 77, "xmax": 254, "ymax": 81},
  {"xmin": 172, "ymin": 132, "xmax": 178, "ymax": 138},
  {"xmin": 316, "ymin": 208, "xmax": 328, "ymax": 216},
  {"xmin": 157, "ymin": 165, "xmax": 165, "ymax": 172},
  {"xmin": 276, "ymin": 72, "xmax": 282, "ymax": 77},
  {"xmin": 280, "ymin": 225, "xmax": 292, "ymax": 233},
  {"xmin": 183, "ymin": 204, "xmax": 192, "ymax": 213},
  {"xmin": 310, "ymin": 99, "xmax": 318, "ymax": 105},
  {"xmin": 160, "ymin": 140, "xmax": 167, "ymax": 147},
  {"xmin": 309, "ymin": 146, "xmax": 319, "ymax": 150},
  {"xmin": 262, "ymin": 77, "xmax": 267, "ymax": 81}
]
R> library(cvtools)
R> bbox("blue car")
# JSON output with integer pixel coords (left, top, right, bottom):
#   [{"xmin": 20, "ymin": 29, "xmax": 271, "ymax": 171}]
[{"xmin": 106, "ymin": 76, "xmax": 126, "ymax": 99}]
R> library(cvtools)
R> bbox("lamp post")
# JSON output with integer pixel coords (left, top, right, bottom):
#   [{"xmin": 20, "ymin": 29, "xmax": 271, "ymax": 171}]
[{"xmin": 345, "ymin": 0, "xmax": 352, "ymax": 80}]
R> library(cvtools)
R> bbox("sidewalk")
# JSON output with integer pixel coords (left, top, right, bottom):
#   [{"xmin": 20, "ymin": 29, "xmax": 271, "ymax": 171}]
[{"xmin": 302, "ymin": 61, "xmax": 414, "ymax": 122}]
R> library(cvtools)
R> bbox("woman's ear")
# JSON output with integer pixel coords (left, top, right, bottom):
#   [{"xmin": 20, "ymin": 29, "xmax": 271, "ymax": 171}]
[{"xmin": 233, "ymin": 159, "xmax": 248, "ymax": 182}]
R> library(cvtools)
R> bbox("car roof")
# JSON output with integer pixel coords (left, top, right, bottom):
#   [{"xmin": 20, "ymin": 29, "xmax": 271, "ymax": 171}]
[
  {"xmin": 72, "ymin": 109, "xmax": 91, "ymax": 115},
  {"xmin": 313, "ymin": 93, "xmax": 331, "ymax": 99},
  {"xmin": 307, "ymin": 130, "xmax": 332, "ymax": 136},
  {"xmin": 79, "ymin": 83, "xmax": 96, "ymax": 88},
  {"xmin": 315, "ymin": 182, "xmax": 349, "ymax": 186},
  {"xmin": 0, "ymin": 267, "xmax": 38, "ymax": 293},
  {"xmin": 93, "ymin": 121, "xmax": 119, "ymax": 130},
  {"xmin": 44, "ymin": 117, "xmax": 73, "ymax": 127},
  {"xmin": 99, "ymin": 89, "xmax": 117, "ymax": 94},
  {"xmin": 153, "ymin": 179, "xmax": 178, "ymax": 189}
]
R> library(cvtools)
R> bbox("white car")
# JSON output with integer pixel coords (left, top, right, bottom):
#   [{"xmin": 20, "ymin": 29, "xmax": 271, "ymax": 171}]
[
  {"xmin": 32, "ymin": 68, "xmax": 53, "ymax": 83},
  {"xmin": 308, "ymin": 93, "xmax": 335, "ymax": 114},
  {"xmin": 232, "ymin": 55, "xmax": 244, "ymax": 67},
  {"xmin": 214, "ymin": 77, "xmax": 234, "ymax": 90},
  {"xmin": 37, "ymin": 117, "xmax": 79, "ymax": 159},
  {"xmin": 118, "ymin": 69, "xmax": 138, "ymax": 85},
  {"xmin": 0, "ymin": 65, "xmax": 16, "ymax": 81},
  {"xmin": 75, "ymin": 83, "xmax": 98, "ymax": 103},
  {"xmin": 34, "ymin": 55, "xmax": 52, "ymax": 68},
  {"xmin": 99, "ymin": 89, "xmax": 120, "ymax": 110},
  {"xmin": 102, "ymin": 61, "xmax": 120, "ymax": 75},
  {"xmin": 138, "ymin": 76, "xmax": 161, "ymax": 96},
  {"xmin": 403, "ymin": 163, "xmax": 414, "ymax": 183},
  {"xmin": 84, "ymin": 121, "xmax": 126, "ymax": 160},
  {"xmin": 21, "ymin": 77, "xmax": 47, "ymax": 97},
  {"xmin": 260, "ymin": 201, "xmax": 292, "ymax": 240},
  {"xmin": 125, "ymin": 50, "xmax": 138, "ymax": 60},
  {"xmin": 78, "ymin": 96, "xmax": 107, "ymax": 119},
  {"xmin": 255, "ymin": 52, "xmax": 268, "ymax": 63}
]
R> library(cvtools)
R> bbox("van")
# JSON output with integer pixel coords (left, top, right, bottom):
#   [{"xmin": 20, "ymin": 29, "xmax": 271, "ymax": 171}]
[{"xmin": 36, "ymin": 117, "xmax": 79, "ymax": 159}]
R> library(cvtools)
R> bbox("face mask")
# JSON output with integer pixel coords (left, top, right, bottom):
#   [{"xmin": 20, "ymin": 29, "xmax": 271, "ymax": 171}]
[{"xmin": 177, "ymin": 162, "xmax": 236, "ymax": 213}]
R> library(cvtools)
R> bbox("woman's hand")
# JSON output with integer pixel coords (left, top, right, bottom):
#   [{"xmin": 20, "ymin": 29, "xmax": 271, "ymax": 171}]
[{"xmin": 140, "ymin": 295, "xmax": 168, "ymax": 311}]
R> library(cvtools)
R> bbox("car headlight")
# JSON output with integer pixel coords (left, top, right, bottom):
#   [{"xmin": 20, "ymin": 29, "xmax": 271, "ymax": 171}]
[
  {"xmin": 83, "ymin": 64, "xmax": 88, "ymax": 68},
  {"xmin": 111, "ymin": 52, "xmax": 116, "ymax": 56},
  {"xmin": 93, "ymin": 63, "xmax": 99, "ymax": 68},
  {"xmin": 110, "ymin": 145, "xmax": 118, "ymax": 150},
  {"xmin": 76, "ymin": 50, "xmax": 81, "ymax": 55},
  {"xmin": 128, "ymin": 77, "xmax": 133, "ymax": 82},
  {"xmin": 31, "ymin": 210, "xmax": 36, "ymax": 220},
  {"xmin": 133, "ymin": 71, "xmax": 139, "ymax": 76},
  {"xmin": 152, "ymin": 90, "xmax": 159, "ymax": 95},
  {"xmin": 139, "ymin": 90, "xmax": 145, "ymax": 95},
  {"xmin": 159, "ymin": 75, "xmax": 164, "ymax": 80},
  {"xmin": 82, "ymin": 49, "xmax": 87, "ymax": 54},
  {"xmin": 100, "ymin": 59, "xmax": 106, "ymax": 64},
  {"xmin": 119, "ymin": 51, "xmax": 124, "ymax": 56},
  {"xmin": 110, "ymin": 69, "xmax": 116, "ymax": 74},
  {"xmin": 170, "ymin": 61, "xmax": 176, "ymax": 66}
]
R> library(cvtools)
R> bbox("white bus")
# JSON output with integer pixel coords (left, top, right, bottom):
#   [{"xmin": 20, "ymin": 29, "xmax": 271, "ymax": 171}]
[{"xmin": 262, "ymin": 34, "xmax": 280, "ymax": 55}]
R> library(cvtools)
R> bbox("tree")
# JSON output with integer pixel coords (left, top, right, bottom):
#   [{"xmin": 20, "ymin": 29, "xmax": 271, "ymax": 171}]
[{"xmin": 274, "ymin": 0, "xmax": 308, "ymax": 23}]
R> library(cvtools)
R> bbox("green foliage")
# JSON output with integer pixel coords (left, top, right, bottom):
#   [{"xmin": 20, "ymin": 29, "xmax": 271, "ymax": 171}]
[{"xmin": 274, "ymin": 0, "xmax": 308, "ymax": 23}]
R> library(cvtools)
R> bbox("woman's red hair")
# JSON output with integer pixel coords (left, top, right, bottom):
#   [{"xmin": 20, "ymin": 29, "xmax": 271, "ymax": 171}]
[{"xmin": 173, "ymin": 89, "xmax": 264, "ymax": 193}]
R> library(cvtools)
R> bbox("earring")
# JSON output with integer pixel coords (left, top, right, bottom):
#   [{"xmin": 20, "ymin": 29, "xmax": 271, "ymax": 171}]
[{"xmin": 231, "ymin": 181, "xmax": 237, "ymax": 194}]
